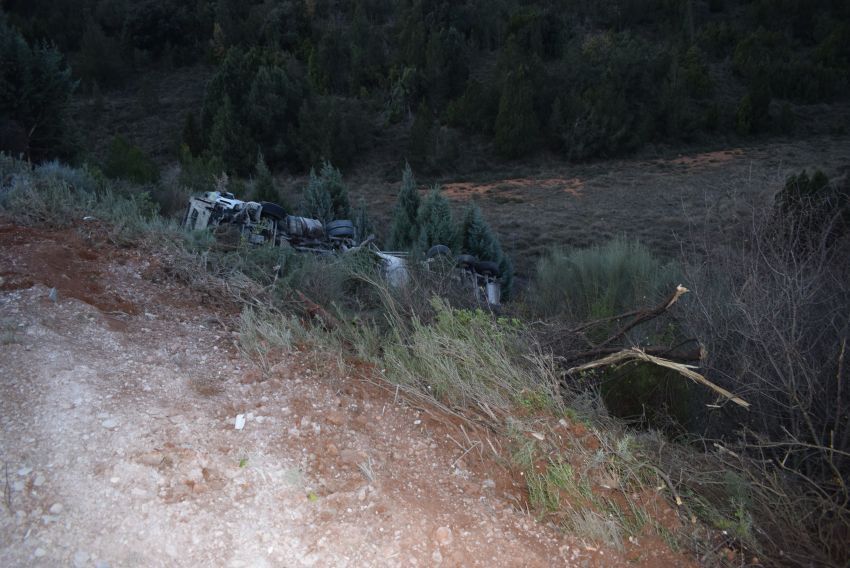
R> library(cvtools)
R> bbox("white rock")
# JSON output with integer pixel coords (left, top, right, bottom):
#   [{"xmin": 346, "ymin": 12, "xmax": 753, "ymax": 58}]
[
  {"xmin": 101, "ymin": 419, "xmax": 118, "ymax": 429},
  {"xmin": 33, "ymin": 475, "xmax": 45, "ymax": 487},
  {"xmin": 17, "ymin": 466, "xmax": 32, "ymax": 476},
  {"xmin": 234, "ymin": 414, "xmax": 246, "ymax": 430},
  {"xmin": 34, "ymin": 548, "xmax": 46, "ymax": 558},
  {"xmin": 73, "ymin": 549, "xmax": 90, "ymax": 568},
  {"xmin": 49, "ymin": 503, "xmax": 63, "ymax": 514}
]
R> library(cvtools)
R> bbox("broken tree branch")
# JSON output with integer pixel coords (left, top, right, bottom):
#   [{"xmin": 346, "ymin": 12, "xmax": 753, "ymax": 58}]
[
  {"xmin": 594, "ymin": 285, "xmax": 690, "ymax": 349},
  {"xmin": 564, "ymin": 341, "xmax": 705, "ymax": 363},
  {"xmin": 566, "ymin": 347, "xmax": 750, "ymax": 409}
]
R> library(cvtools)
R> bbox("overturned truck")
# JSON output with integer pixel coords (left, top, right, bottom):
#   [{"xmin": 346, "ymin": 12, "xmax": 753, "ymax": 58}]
[{"xmin": 182, "ymin": 191, "xmax": 501, "ymax": 306}]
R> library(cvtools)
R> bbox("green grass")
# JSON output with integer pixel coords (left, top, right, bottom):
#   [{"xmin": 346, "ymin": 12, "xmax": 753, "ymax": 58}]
[{"xmin": 381, "ymin": 297, "xmax": 563, "ymax": 415}]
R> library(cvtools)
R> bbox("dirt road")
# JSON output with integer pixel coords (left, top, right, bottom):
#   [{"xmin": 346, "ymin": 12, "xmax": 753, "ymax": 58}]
[{"xmin": 1, "ymin": 224, "xmax": 666, "ymax": 567}]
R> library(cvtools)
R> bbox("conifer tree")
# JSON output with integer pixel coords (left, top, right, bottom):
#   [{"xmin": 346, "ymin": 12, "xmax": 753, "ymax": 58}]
[
  {"xmin": 303, "ymin": 166, "xmax": 333, "ymax": 225},
  {"xmin": 0, "ymin": 16, "xmax": 77, "ymax": 161},
  {"xmin": 417, "ymin": 185, "xmax": 456, "ymax": 251},
  {"xmin": 253, "ymin": 151, "xmax": 278, "ymax": 203},
  {"xmin": 302, "ymin": 160, "xmax": 350, "ymax": 225},
  {"xmin": 409, "ymin": 101, "xmax": 434, "ymax": 167},
  {"xmin": 353, "ymin": 197, "xmax": 374, "ymax": 242},
  {"xmin": 209, "ymin": 94, "xmax": 253, "ymax": 174},
  {"xmin": 460, "ymin": 203, "xmax": 514, "ymax": 298},
  {"xmin": 388, "ymin": 163, "xmax": 421, "ymax": 250},
  {"xmin": 319, "ymin": 160, "xmax": 350, "ymax": 220},
  {"xmin": 182, "ymin": 111, "xmax": 204, "ymax": 156},
  {"xmin": 494, "ymin": 69, "xmax": 539, "ymax": 159}
]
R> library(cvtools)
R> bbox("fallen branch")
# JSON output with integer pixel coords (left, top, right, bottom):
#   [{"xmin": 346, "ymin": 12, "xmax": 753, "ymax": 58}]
[
  {"xmin": 564, "ymin": 341, "xmax": 705, "ymax": 363},
  {"xmin": 594, "ymin": 285, "xmax": 689, "ymax": 349},
  {"xmin": 566, "ymin": 347, "xmax": 750, "ymax": 409}
]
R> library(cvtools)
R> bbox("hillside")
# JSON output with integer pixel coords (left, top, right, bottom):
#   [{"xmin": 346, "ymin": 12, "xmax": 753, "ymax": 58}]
[
  {"xmin": 2, "ymin": 1, "xmax": 850, "ymax": 566},
  {"xmin": 0, "ymin": 223, "xmax": 691, "ymax": 567}
]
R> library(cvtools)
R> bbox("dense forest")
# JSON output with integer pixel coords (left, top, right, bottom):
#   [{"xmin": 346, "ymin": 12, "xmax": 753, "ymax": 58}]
[{"xmin": 2, "ymin": 0, "xmax": 849, "ymax": 174}]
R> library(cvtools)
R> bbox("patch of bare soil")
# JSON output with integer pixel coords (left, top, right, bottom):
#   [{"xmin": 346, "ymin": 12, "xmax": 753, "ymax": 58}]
[{"xmin": 0, "ymin": 225, "xmax": 691, "ymax": 567}]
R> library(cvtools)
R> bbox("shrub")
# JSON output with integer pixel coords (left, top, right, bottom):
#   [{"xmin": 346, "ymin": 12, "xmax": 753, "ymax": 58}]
[
  {"xmin": 0, "ymin": 155, "xmax": 165, "ymax": 241},
  {"xmin": 531, "ymin": 238, "xmax": 679, "ymax": 321},
  {"xmin": 774, "ymin": 169, "xmax": 849, "ymax": 247},
  {"xmin": 679, "ymin": 193, "xmax": 850, "ymax": 566},
  {"xmin": 103, "ymin": 136, "xmax": 160, "ymax": 184}
]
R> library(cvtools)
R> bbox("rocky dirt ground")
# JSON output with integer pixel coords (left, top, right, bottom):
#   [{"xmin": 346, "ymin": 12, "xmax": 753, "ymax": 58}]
[{"xmin": 0, "ymin": 224, "xmax": 693, "ymax": 567}]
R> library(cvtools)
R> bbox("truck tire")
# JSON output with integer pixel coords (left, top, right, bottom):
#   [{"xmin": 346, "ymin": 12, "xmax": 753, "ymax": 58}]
[
  {"xmin": 326, "ymin": 219, "xmax": 355, "ymax": 238},
  {"xmin": 455, "ymin": 254, "xmax": 478, "ymax": 269},
  {"xmin": 427, "ymin": 244, "xmax": 452, "ymax": 258},
  {"xmin": 259, "ymin": 202, "xmax": 286, "ymax": 220},
  {"xmin": 473, "ymin": 260, "xmax": 500, "ymax": 277}
]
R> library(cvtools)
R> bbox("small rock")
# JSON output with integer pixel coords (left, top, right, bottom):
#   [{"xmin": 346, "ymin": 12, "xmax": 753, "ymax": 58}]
[
  {"xmin": 101, "ymin": 418, "xmax": 118, "ymax": 429},
  {"xmin": 482, "ymin": 479, "xmax": 496, "ymax": 490},
  {"xmin": 34, "ymin": 548, "xmax": 46, "ymax": 558},
  {"xmin": 433, "ymin": 526, "xmax": 453, "ymax": 547},
  {"xmin": 17, "ymin": 466, "xmax": 32, "ymax": 476},
  {"xmin": 48, "ymin": 503, "xmax": 63, "ymax": 514},
  {"xmin": 234, "ymin": 414, "xmax": 246, "ymax": 430},
  {"xmin": 12, "ymin": 480, "xmax": 24, "ymax": 491},
  {"xmin": 339, "ymin": 449, "xmax": 364, "ymax": 466},
  {"xmin": 325, "ymin": 411, "xmax": 345, "ymax": 426},
  {"xmin": 73, "ymin": 549, "xmax": 90, "ymax": 568},
  {"xmin": 33, "ymin": 474, "xmax": 45, "ymax": 487}
]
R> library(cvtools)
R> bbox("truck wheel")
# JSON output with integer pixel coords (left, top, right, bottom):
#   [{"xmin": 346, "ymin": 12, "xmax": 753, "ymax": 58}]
[
  {"xmin": 427, "ymin": 244, "xmax": 452, "ymax": 258},
  {"xmin": 473, "ymin": 260, "xmax": 500, "ymax": 277},
  {"xmin": 455, "ymin": 254, "xmax": 478, "ymax": 269},
  {"xmin": 326, "ymin": 220, "xmax": 355, "ymax": 238},
  {"xmin": 259, "ymin": 202, "xmax": 286, "ymax": 220}
]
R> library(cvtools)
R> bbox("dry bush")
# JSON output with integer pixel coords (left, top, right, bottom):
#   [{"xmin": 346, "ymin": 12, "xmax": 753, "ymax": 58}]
[{"xmin": 678, "ymin": 183, "xmax": 850, "ymax": 566}]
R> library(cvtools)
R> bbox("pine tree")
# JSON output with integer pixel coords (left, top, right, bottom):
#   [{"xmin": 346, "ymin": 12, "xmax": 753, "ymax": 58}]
[
  {"xmin": 253, "ymin": 151, "xmax": 279, "ymax": 203},
  {"xmin": 408, "ymin": 101, "xmax": 434, "ymax": 167},
  {"xmin": 182, "ymin": 111, "xmax": 204, "ymax": 156},
  {"xmin": 417, "ymin": 185, "xmax": 456, "ymax": 251},
  {"xmin": 494, "ymin": 69, "xmax": 539, "ymax": 159},
  {"xmin": 0, "ymin": 16, "xmax": 77, "ymax": 161},
  {"xmin": 460, "ymin": 204, "xmax": 500, "ymax": 260},
  {"xmin": 319, "ymin": 160, "xmax": 350, "ymax": 220},
  {"xmin": 388, "ymin": 163, "xmax": 421, "ymax": 250},
  {"xmin": 460, "ymin": 203, "xmax": 514, "ymax": 298},
  {"xmin": 302, "ymin": 160, "xmax": 350, "ymax": 225},
  {"xmin": 353, "ymin": 197, "xmax": 374, "ymax": 242},
  {"xmin": 302, "ymin": 167, "xmax": 333, "ymax": 225},
  {"xmin": 209, "ymin": 94, "xmax": 253, "ymax": 174}
]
